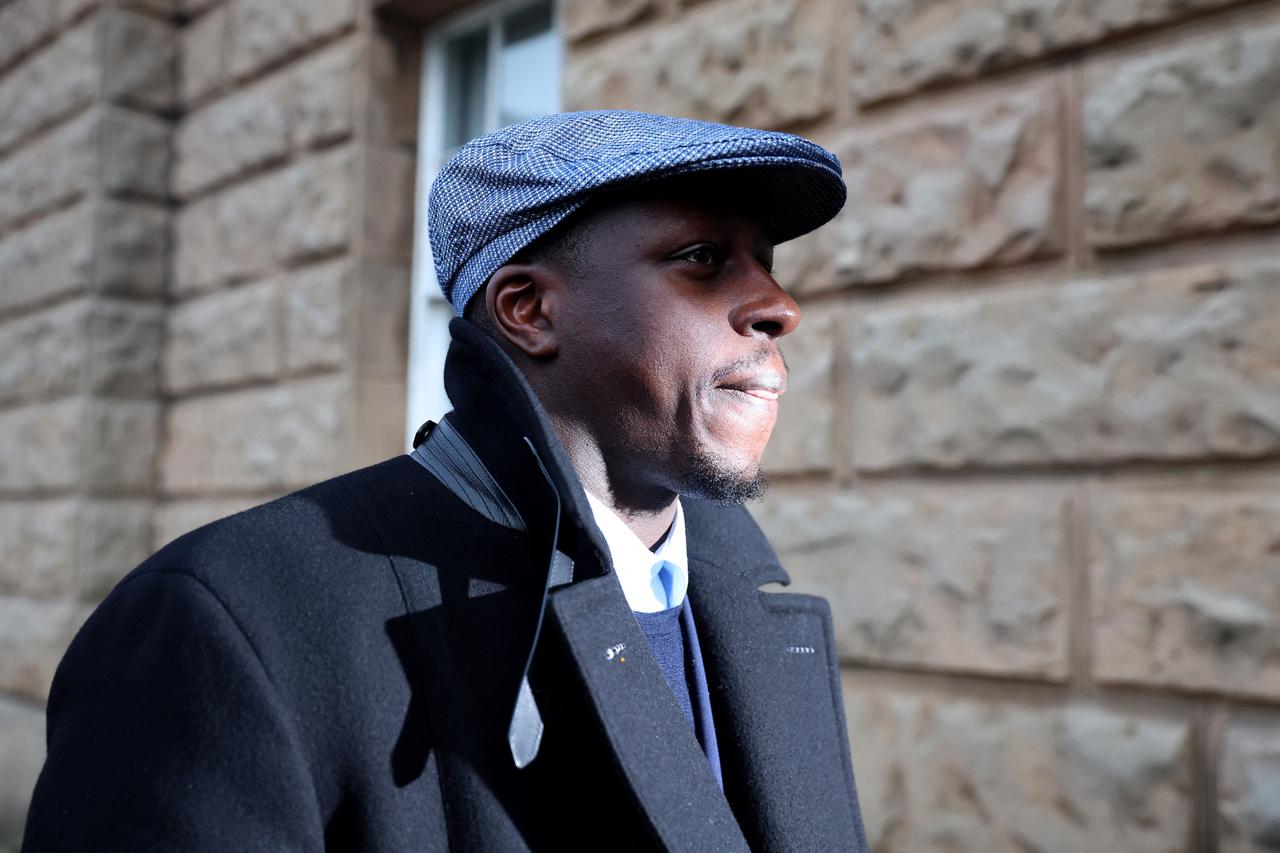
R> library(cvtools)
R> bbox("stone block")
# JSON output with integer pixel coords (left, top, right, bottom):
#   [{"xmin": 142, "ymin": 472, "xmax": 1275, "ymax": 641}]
[
  {"xmin": 845, "ymin": 682, "xmax": 1194, "ymax": 852},
  {"xmin": 849, "ymin": 0, "xmax": 1246, "ymax": 104},
  {"xmin": 0, "ymin": 205, "xmax": 93, "ymax": 315},
  {"xmin": 0, "ymin": 18, "xmax": 97, "ymax": 153},
  {"xmin": 0, "ymin": 499, "xmax": 151, "ymax": 601},
  {"xmin": 174, "ymin": 38, "xmax": 356, "ymax": 198},
  {"xmin": 0, "ymin": 200, "xmax": 166, "ymax": 316},
  {"xmin": 0, "ymin": 402, "xmax": 85, "ymax": 492},
  {"xmin": 849, "ymin": 262, "xmax": 1280, "ymax": 471},
  {"xmin": 755, "ymin": 487, "xmax": 1070, "ymax": 677},
  {"xmin": 164, "ymin": 281, "xmax": 279, "ymax": 393},
  {"xmin": 828, "ymin": 82, "xmax": 1063, "ymax": 287},
  {"xmin": 153, "ymin": 496, "xmax": 262, "ymax": 549},
  {"xmin": 176, "ymin": 65, "xmax": 285, "ymax": 197},
  {"xmin": 85, "ymin": 299, "xmax": 164, "ymax": 396},
  {"xmin": 0, "ymin": 398, "xmax": 159, "ymax": 494},
  {"xmin": 1085, "ymin": 21, "xmax": 1280, "ymax": 249},
  {"xmin": 99, "ymin": 107, "xmax": 171, "ymax": 198},
  {"xmin": 1091, "ymin": 490, "xmax": 1280, "ymax": 700},
  {"xmin": 564, "ymin": 0, "xmax": 836, "ymax": 128},
  {"xmin": 93, "ymin": 199, "xmax": 170, "ymax": 298},
  {"xmin": 772, "ymin": 226, "xmax": 831, "ymax": 298},
  {"xmin": 100, "ymin": 6, "xmax": 176, "ymax": 111},
  {"xmin": 60, "ymin": 0, "xmax": 104, "ymax": 23},
  {"xmin": 161, "ymin": 375, "xmax": 349, "ymax": 493},
  {"xmin": 0, "ymin": 501, "xmax": 78, "ymax": 598},
  {"xmin": 0, "ymin": 303, "xmax": 88, "ymax": 403},
  {"xmin": 290, "ymin": 37, "xmax": 359, "ymax": 150},
  {"xmin": 0, "ymin": 298, "xmax": 162, "ymax": 403},
  {"xmin": 0, "ymin": 596, "xmax": 91, "ymax": 701},
  {"xmin": 227, "ymin": 0, "xmax": 358, "ymax": 81},
  {"xmin": 362, "ymin": 143, "xmax": 415, "ymax": 261},
  {"xmin": 1220, "ymin": 718, "xmax": 1280, "ymax": 853},
  {"xmin": 0, "ymin": 698, "xmax": 45, "ymax": 850},
  {"xmin": 75, "ymin": 500, "xmax": 153, "ymax": 599},
  {"xmin": 180, "ymin": 2, "xmax": 230, "ymax": 105},
  {"xmin": 353, "ymin": 260, "xmax": 409, "ymax": 376},
  {"xmin": 0, "ymin": 105, "xmax": 169, "ymax": 221},
  {"xmin": 762, "ymin": 305, "xmax": 836, "ymax": 473},
  {"xmin": 0, "ymin": 106, "xmax": 94, "ymax": 233},
  {"xmin": 0, "ymin": 0, "xmax": 61, "ymax": 72},
  {"xmin": 352, "ymin": 374, "xmax": 407, "ymax": 469},
  {"xmin": 84, "ymin": 401, "xmax": 162, "ymax": 493},
  {"xmin": 562, "ymin": 0, "xmax": 656, "ymax": 43},
  {"xmin": 175, "ymin": 146, "xmax": 352, "ymax": 293},
  {"xmin": 283, "ymin": 259, "xmax": 351, "ymax": 373}
]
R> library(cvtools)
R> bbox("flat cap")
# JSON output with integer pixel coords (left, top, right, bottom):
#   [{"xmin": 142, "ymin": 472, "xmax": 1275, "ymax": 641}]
[{"xmin": 428, "ymin": 110, "xmax": 846, "ymax": 314}]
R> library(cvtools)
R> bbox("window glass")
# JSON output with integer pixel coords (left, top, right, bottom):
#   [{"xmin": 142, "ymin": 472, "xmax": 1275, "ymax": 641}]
[
  {"xmin": 443, "ymin": 27, "xmax": 489, "ymax": 152},
  {"xmin": 498, "ymin": 2, "xmax": 558, "ymax": 127}
]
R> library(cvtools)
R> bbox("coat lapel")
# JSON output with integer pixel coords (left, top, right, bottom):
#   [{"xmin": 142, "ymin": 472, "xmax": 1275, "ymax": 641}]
[
  {"xmin": 683, "ymin": 501, "xmax": 869, "ymax": 852},
  {"xmin": 546, "ymin": 574, "xmax": 750, "ymax": 852}
]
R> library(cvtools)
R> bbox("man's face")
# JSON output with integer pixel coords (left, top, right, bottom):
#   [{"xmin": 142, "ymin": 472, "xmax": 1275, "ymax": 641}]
[{"xmin": 543, "ymin": 178, "xmax": 801, "ymax": 506}]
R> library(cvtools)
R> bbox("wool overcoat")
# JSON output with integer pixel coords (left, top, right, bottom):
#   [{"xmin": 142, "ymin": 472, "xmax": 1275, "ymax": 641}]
[{"xmin": 23, "ymin": 320, "xmax": 868, "ymax": 852}]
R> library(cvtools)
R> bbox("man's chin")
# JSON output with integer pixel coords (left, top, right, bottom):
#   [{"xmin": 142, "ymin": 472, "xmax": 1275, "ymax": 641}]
[{"xmin": 677, "ymin": 449, "xmax": 769, "ymax": 505}]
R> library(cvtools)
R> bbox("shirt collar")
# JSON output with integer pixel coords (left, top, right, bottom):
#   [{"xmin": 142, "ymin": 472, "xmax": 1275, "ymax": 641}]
[{"xmin": 584, "ymin": 491, "xmax": 689, "ymax": 613}]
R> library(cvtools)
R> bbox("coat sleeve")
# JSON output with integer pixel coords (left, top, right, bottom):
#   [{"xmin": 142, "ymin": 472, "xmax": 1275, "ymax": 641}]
[{"xmin": 23, "ymin": 570, "xmax": 326, "ymax": 852}]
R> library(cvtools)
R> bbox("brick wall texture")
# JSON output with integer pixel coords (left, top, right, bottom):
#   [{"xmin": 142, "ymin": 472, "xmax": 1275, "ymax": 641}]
[{"xmin": 1, "ymin": 0, "xmax": 1277, "ymax": 849}]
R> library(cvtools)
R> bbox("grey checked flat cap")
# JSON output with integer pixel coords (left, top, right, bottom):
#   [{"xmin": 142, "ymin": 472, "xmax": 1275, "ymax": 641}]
[{"xmin": 428, "ymin": 110, "xmax": 846, "ymax": 314}]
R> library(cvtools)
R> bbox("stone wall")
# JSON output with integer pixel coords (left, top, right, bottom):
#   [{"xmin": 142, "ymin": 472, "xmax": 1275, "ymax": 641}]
[
  {"xmin": 2, "ymin": 0, "xmax": 1278, "ymax": 849},
  {"xmin": 565, "ymin": 0, "xmax": 1280, "ymax": 849},
  {"xmin": 0, "ymin": 1, "xmax": 173, "ymax": 844},
  {"xmin": 162, "ymin": 0, "xmax": 417, "ymax": 545},
  {"xmin": 0, "ymin": 1, "xmax": 421, "ymax": 846}
]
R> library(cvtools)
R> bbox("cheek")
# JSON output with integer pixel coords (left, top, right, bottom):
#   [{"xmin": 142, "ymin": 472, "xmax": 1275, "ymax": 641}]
[{"xmin": 563, "ymin": 328, "xmax": 683, "ymax": 426}]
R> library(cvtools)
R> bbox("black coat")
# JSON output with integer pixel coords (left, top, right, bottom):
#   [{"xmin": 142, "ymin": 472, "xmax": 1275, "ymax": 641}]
[{"xmin": 23, "ymin": 320, "xmax": 868, "ymax": 852}]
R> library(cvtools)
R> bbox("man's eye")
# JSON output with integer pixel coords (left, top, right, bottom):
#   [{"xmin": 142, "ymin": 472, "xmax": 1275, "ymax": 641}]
[{"xmin": 682, "ymin": 245, "xmax": 719, "ymax": 265}]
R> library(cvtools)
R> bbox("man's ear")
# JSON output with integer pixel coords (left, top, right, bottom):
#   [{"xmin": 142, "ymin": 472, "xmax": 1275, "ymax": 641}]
[{"xmin": 484, "ymin": 263, "xmax": 560, "ymax": 358}]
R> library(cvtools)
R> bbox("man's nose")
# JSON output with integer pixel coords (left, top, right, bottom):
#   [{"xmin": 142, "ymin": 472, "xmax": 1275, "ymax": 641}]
[{"xmin": 728, "ymin": 262, "xmax": 801, "ymax": 339}]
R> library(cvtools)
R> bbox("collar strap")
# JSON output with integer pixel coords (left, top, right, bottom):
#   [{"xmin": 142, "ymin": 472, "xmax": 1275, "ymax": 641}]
[{"xmin": 411, "ymin": 417, "xmax": 527, "ymax": 532}]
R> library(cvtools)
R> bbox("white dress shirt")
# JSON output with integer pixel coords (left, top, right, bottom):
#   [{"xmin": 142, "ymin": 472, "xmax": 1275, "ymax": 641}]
[{"xmin": 584, "ymin": 491, "xmax": 689, "ymax": 613}]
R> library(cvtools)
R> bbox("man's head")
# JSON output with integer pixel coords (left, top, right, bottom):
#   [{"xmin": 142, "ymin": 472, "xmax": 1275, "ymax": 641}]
[{"xmin": 429, "ymin": 111, "xmax": 845, "ymax": 510}]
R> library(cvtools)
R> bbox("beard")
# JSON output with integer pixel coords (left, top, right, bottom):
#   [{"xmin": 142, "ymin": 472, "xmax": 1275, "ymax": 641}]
[{"xmin": 677, "ymin": 446, "xmax": 770, "ymax": 505}]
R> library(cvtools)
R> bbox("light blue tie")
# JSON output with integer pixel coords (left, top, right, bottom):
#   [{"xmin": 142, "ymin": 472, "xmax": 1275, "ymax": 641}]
[{"xmin": 651, "ymin": 560, "xmax": 677, "ymax": 610}]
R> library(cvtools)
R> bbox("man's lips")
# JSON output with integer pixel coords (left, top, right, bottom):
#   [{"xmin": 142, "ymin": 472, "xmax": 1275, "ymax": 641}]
[{"xmin": 715, "ymin": 371, "xmax": 787, "ymax": 402}]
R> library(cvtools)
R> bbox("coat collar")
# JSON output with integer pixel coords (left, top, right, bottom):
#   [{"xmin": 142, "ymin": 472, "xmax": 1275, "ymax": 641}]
[
  {"xmin": 441, "ymin": 318, "xmax": 612, "ymax": 579},
  {"xmin": 434, "ymin": 318, "xmax": 865, "ymax": 851}
]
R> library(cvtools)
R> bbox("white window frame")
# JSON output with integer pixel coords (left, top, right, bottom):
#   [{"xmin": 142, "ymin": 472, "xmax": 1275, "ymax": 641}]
[{"xmin": 405, "ymin": 0, "xmax": 562, "ymax": 446}]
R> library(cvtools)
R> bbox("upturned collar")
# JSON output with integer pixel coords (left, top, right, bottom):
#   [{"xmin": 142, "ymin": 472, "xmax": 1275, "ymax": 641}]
[{"xmin": 437, "ymin": 317, "xmax": 613, "ymax": 580}]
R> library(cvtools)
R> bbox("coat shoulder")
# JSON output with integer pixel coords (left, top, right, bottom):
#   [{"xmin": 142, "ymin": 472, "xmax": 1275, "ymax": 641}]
[
  {"xmin": 99, "ymin": 455, "xmax": 460, "ymax": 662},
  {"xmin": 137, "ymin": 456, "xmax": 435, "ymax": 591}
]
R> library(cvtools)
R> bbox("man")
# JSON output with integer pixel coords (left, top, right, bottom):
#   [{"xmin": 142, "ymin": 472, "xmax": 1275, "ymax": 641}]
[{"xmin": 24, "ymin": 111, "xmax": 868, "ymax": 851}]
